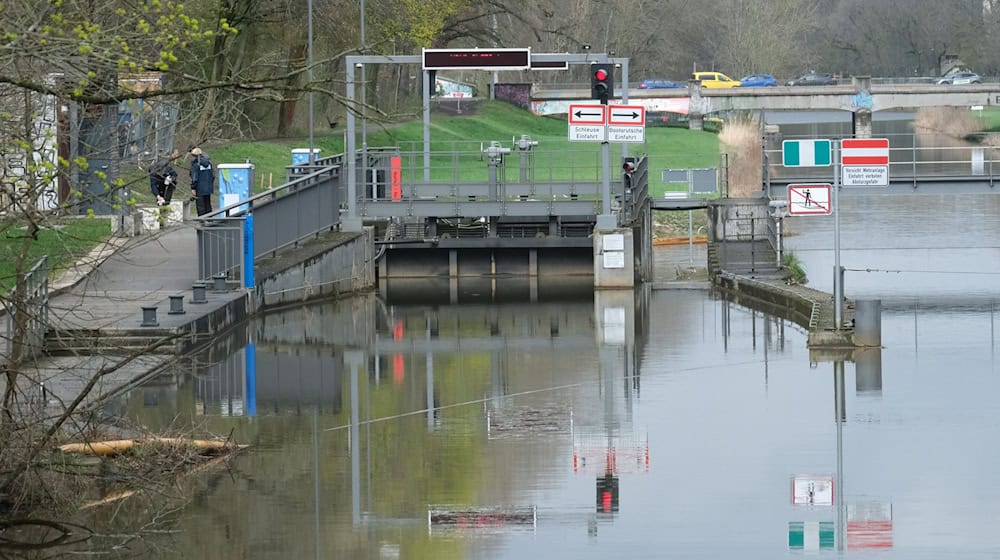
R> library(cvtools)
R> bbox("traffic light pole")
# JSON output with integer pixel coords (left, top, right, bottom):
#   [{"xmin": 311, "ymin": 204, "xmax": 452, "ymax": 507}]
[{"xmin": 599, "ymin": 96, "xmax": 612, "ymax": 223}]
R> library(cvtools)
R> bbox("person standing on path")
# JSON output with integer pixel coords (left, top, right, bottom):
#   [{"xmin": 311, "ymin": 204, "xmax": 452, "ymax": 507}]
[{"xmin": 190, "ymin": 147, "xmax": 215, "ymax": 215}]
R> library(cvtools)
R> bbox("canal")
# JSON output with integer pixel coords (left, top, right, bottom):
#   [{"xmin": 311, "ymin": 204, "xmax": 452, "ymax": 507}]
[{"xmin": 103, "ymin": 193, "xmax": 1000, "ymax": 559}]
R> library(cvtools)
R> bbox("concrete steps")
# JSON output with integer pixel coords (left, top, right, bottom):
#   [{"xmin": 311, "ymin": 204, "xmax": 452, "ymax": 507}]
[{"xmin": 45, "ymin": 328, "xmax": 187, "ymax": 355}]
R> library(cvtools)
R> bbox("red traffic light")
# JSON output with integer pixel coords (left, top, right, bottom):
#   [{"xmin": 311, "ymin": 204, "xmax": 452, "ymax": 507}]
[{"xmin": 594, "ymin": 69, "xmax": 608, "ymax": 81}]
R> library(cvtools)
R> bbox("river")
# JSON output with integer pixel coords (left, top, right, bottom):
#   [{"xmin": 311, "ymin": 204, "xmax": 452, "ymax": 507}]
[{"xmin": 98, "ymin": 192, "xmax": 1000, "ymax": 559}]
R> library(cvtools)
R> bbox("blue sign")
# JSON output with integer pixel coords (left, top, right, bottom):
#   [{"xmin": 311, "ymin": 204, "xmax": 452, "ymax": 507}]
[{"xmin": 218, "ymin": 163, "xmax": 254, "ymax": 213}]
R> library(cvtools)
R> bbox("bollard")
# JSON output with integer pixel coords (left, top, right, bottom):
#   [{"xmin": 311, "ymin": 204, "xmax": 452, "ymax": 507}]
[
  {"xmin": 212, "ymin": 274, "xmax": 228, "ymax": 292},
  {"xmin": 191, "ymin": 283, "xmax": 208, "ymax": 303},
  {"xmin": 141, "ymin": 306, "xmax": 159, "ymax": 327},
  {"xmin": 168, "ymin": 294, "xmax": 186, "ymax": 315}
]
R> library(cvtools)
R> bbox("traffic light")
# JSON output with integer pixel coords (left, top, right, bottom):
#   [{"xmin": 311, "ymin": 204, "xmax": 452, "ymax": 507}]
[{"xmin": 591, "ymin": 63, "xmax": 614, "ymax": 102}]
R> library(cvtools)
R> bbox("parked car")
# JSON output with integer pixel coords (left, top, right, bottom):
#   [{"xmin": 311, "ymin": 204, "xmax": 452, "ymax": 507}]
[
  {"xmin": 691, "ymin": 71, "xmax": 742, "ymax": 88},
  {"xmin": 639, "ymin": 79, "xmax": 685, "ymax": 89},
  {"xmin": 739, "ymin": 73, "xmax": 778, "ymax": 87},
  {"xmin": 786, "ymin": 72, "xmax": 837, "ymax": 86},
  {"xmin": 938, "ymin": 71, "xmax": 981, "ymax": 85}
]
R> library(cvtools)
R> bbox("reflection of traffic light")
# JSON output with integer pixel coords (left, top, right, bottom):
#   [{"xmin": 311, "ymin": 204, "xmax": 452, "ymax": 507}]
[
  {"xmin": 591, "ymin": 64, "xmax": 614, "ymax": 101},
  {"xmin": 596, "ymin": 475, "xmax": 619, "ymax": 513}
]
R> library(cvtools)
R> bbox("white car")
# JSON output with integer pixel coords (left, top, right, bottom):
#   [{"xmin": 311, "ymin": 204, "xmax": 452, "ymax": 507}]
[{"xmin": 938, "ymin": 71, "xmax": 981, "ymax": 85}]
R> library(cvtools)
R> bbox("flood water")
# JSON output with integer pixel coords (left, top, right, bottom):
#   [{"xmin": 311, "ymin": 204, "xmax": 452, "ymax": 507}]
[{"xmin": 103, "ymin": 193, "xmax": 1000, "ymax": 559}]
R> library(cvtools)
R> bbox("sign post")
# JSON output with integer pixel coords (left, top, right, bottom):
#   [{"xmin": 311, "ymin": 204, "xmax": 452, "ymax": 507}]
[{"xmin": 782, "ymin": 138, "xmax": 845, "ymax": 329}]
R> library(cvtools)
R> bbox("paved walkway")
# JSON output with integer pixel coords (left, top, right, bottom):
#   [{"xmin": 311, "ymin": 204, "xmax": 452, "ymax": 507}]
[{"xmin": 48, "ymin": 224, "xmax": 205, "ymax": 331}]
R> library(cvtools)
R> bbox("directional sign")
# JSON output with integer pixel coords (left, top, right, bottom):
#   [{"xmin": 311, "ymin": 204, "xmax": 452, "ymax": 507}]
[
  {"xmin": 783, "ymin": 139, "xmax": 832, "ymax": 167},
  {"xmin": 608, "ymin": 105, "xmax": 645, "ymax": 125},
  {"xmin": 842, "ymin": 138, "xmax": 889, "ymax": 165},
  {"xmin": 568, "ymin": 104, "xmax": 606, "ymax": 125},
  {"xmin": 787, "ymin": 184, "xmax": 832, "ymax": 216}
]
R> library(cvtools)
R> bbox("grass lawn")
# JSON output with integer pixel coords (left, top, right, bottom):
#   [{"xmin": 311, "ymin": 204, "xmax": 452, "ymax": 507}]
[
  {"xmin": 0, "ymin": 218, "xmax": 113, "ymax": 292},
  {"xmin": 209, "ymin": 101, "xmax": 721, "ymax": 199},
  {"xmin": 974, "ymin": 107, "xmax": 1000, "ymax": 132}
]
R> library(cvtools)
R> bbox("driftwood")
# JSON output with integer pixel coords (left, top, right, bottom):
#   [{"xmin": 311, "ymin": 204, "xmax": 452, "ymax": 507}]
[{"xmin": 57, "ymin": 438, "xmax": 247, "ymax": 456}]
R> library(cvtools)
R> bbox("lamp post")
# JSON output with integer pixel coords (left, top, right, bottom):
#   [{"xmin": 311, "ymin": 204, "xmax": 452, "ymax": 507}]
[{"xmin": 307, "ymin": 0, "xmax": 315, "ymax": 163}]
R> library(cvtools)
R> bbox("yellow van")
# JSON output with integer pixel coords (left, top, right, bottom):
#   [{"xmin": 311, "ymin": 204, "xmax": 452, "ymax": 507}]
[{"xmin": 691, "ymin": 71, "xmax": 741, "ymax": 88}]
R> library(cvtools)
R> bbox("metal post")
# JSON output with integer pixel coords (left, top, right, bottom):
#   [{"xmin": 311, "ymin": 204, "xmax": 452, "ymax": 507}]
[
  {"xmin": 426, "ymin": 320, "xmax": 434, "ymax": 430},
  {"xmin": 834, "ymin": 360, "xmax": 845, "ymax": 551},
  {"xmin": 423, "ymin": 70, "xmax": 431, "ymax": 182},
  {"xmin": 360, "ymin": 0, "xmax": 367, "ymax": 169},
  {"xmin": 620, "ymin": 58, "xmax": 629, "ymax": 162},
  {"xmin": 350, "ymin": 356, "xmax": 361, "ymax": 527},
  {"xmin": 688, "ymin": 210, "xmax": 693, "ymax": 265},
  {"xmin": 307, "ymin": 0, "xmax": 315, "ymax": 164},
  {"xmin": 834, "ymin": 141, "xmax": 843, "ymax": 330},
  {"xmin": 346, "ymin": 64, "xmax": 358, "ymax": 225}
]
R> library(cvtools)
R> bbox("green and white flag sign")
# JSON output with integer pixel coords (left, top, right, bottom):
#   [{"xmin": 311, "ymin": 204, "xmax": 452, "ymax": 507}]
[
  {"xmin": 782, "ymin": 139, "xmax": 832, "ymax": 167},
  {"xmin": 788, "ymin": 521, "xmax": 835, "ymax": 550}
]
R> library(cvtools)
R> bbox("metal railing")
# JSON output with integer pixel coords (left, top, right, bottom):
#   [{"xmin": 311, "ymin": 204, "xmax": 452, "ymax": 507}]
[
  {"xmin": 3, "ymin": 255, "xmax": 49, "ymax": 362},
  {"xmin": 197, "ymin": 164, "xmax": 342, "ymax": 283},
  {"xmin": 764, "ymin": 132, "xmax": 1000, "ymax": 185},
  {"xmin": 355, "ymin": 144, "xmax": 622, "ymax": 218}
]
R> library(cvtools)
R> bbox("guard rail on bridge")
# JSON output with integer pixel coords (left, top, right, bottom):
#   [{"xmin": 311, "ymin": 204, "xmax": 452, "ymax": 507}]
[{"xmin": 764, "ymin": 132, "xmax": 1000, "ymax": 190}]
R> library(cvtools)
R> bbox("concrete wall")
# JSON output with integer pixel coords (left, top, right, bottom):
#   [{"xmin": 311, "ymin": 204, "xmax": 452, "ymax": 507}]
[
  {"xmin": 254, "ymin": 227, "xmax": 375, "ymax": 309},
  {"xmin": 593, "ymin": 228, "xmax": 635, "ymax": 289}
]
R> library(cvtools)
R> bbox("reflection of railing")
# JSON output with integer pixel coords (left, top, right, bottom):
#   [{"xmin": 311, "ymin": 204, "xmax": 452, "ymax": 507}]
[
  {"xmin": 765, "ymin": 133, "xmax": 1000, "ymax": 184},
  {"xmin": 3, "ymin": 256, "xmax": 49, "ymax": 361}
]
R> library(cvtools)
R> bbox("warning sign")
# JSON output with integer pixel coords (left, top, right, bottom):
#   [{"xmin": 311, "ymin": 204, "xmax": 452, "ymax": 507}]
[{"xmin": 787, "ymin": 184, "xmax": 832, "ymax": 216}]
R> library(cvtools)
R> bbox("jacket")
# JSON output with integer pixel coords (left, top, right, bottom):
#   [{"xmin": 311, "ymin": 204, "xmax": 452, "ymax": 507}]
[
  {"xmin": 149, "ymin": 161, "xmax": 178, "ymax": 197},
  {"xmin": 190, "ymin": 154, "xmax": 215, "ymax": 196}
]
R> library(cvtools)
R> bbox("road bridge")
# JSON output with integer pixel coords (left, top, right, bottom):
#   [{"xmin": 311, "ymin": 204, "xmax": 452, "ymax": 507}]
[{"xmin": 526, "ymin": 78, "xmax": 1000, "ymax": 137}]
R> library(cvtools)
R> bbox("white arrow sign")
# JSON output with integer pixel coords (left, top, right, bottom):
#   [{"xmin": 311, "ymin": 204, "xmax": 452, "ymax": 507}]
[{"xmin": 568, "ymin": 104, "xmax": 606, "ymax": 125}]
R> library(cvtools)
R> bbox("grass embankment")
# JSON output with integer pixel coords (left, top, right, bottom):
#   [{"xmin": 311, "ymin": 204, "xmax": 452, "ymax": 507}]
[
  {"xmin": 211, "ymin": 101, "xmax": 720, "ymax": 200},
  {"xmin": 0, "ymin": 218, "xmax": 112, "ymax": 292}
]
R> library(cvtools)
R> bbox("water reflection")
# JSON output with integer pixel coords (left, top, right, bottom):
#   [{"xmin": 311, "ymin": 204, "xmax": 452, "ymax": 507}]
[{"xmin": 102, "ymin": 275, "xmax": 1000, "ymax": 558}]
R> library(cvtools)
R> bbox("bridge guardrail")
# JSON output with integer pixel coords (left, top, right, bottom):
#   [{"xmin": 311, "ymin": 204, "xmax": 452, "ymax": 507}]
[{"xmin": 764, "ymin": 133, "xmax": 999, "ymax": 185}]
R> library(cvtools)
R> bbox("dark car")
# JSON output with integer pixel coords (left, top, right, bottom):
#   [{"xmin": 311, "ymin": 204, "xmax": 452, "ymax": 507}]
[
  {"xmin": 740, "ymin": 73, "xmax": 778, "ymax": 87},
  {"xmin": 786, "ymin": 72, "xmax": 837, "ymax": 86},
  {"xmin": 639, "ymin": 79, "xmax": 685, "ymax": 89}
]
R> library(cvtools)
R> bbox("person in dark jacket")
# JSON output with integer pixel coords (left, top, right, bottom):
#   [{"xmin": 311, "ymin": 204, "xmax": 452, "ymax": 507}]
[
  {"xmin": 189, "ymin": 147, "xmax": 215, "ymax": 215},
  {"xmin": 149, "ymin": 149, "xmax": 179, "ymax": 206}
]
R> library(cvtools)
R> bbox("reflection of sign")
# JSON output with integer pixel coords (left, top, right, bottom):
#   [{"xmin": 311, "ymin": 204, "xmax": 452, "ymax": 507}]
[
  {"xmin": 596, "ymin": 475, "xmax": 620, "ymax": 514},
  {"xmin": 428, "ymin": 506, "xmax": 536, "ymax": 534},
  {"xmin": 789, "ymin": 521, "xmax": 834, "ymax": 550},
  {"xmin": 787, "ymin": 184, "xmax": 832, "ymax": 216},
  {"xmin": 573, "ymin": 432, "xmax": 649, "ymax": 475},
  {"xmin": 848, "ymin": 500, "xmax": 893, "ymax": 549},
  {"xmin": 792, "ymin": 475, "xmax": 834, "ymax": 505}
]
